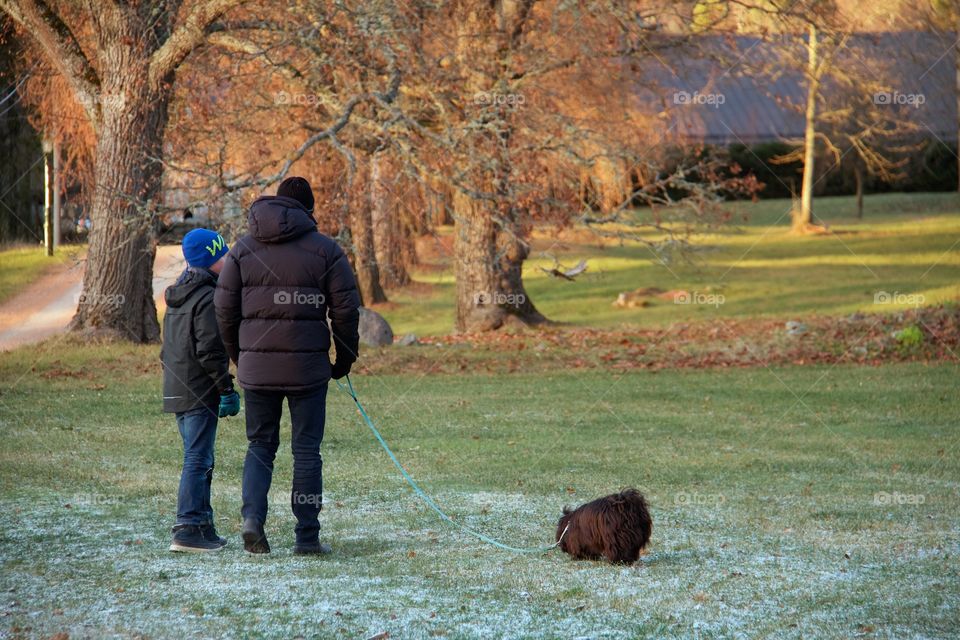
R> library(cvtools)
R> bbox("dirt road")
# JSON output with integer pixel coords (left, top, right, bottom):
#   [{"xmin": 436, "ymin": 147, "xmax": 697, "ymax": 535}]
[{"xmin": 0, "ymin": 245, "xmax": 186, "ymax": 351}]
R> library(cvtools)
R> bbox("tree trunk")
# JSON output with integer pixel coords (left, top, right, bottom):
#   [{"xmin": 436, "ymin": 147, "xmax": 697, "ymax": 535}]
[
  {"xmin": 452, "ymin": 145, "xmax": 546, "ymax": 332},
  {"xmin": 854, "ymin": 162, "xmax": 864, "ymax": 219},
  {"xmin": 450, "ymin": 1, "xmax": 546, "ymax": 332},
  {"xmin": 452, "ymin": 144, "xmax": 546, "ymax": 330},
  {"xmin": 434, "ymin": 185, "xmax": 453, "ymax": 227},
  {"xmin": 453, "ymin": 192, "xmax": 544, "ymax": 332},
  {"xmin": 420, "ymin": 177, "xmax": 451, "ymax": 229},
  {"xmin": 4, "ymin": 0, "xmax": 249, "ymax": 342},
  {"xmin": 794, "ymin": 22, "xmax": 819, "ymax": 232},
  {"xmin": 69, "ymin": 72, "xmax": 169, "ymax": 342},
  {"xmin": 955, "ymin": 32, "xmax": 959, "ymax": 193},
  {"xmin": 370, "ymin": 150, "xmax": 410, "ymax": 288},
  {"xmin": 594, "ymin": 155, "xmax": 629, "ymax": 213},
  {"xmin": 453, "ymin": 191, "xmax": 500, "ymax": 332},
  {"xmin": 495, "ymin": 210, "xmax": 545, "ymax": 323},
  {"xmin": 349, "ymin": 153, "xmax": 388, "ymax": 305}
]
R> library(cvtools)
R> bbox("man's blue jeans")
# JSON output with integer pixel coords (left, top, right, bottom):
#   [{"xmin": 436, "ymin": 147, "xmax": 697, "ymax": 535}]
[
  {"xmin": 175, "ymin": 407, "xmax": 219, "ymax": 526},
  {"xmin": 241, "ymin": 385, "xmax": 327, "ymax": 544}
]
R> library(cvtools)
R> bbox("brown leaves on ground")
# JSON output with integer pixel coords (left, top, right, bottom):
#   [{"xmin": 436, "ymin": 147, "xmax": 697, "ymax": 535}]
[
  {"xmin": 14, "ymin": 306, "xmax": 957, "ymax": 387},
  {"xmin": 359, "ymin": 305, "xmax": 959, "ymax": 376}
]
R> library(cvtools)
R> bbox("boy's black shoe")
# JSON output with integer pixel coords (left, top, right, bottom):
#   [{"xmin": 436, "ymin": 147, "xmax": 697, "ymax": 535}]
[
  {"xmin": 200, "ymin": 524, "xmax": 227, "ymax": 547},
  {"xmin": 169, "ymin": 525, "xmax": 226, "ymax": 553},
  {"xmin": 241, "ymin": 517, "xmax": 270, "ymax": 555},
  {"xmin": 293, "ymin": 541, "xmax": 332, "ymax": 556}
]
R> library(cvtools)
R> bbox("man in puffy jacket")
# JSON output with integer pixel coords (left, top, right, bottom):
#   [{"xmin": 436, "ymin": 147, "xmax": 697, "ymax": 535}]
[
  {"xmin": 162, "ymin": 228, "xmax": 241, "ymax": 553},
  {"xmin": 215, "ymin": 176, "xmax": 360, "ymax": 555}
]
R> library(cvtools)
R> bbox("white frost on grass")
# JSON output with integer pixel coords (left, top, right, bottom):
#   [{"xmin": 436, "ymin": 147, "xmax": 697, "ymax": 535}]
[{"xmin": 1, "ymin": 487, "xmax": 958, "ymax": 640}]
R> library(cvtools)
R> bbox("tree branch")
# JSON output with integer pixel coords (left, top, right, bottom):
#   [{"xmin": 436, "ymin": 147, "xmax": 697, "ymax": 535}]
[
  {"xmin": 148, "ymin": 0, "xmax": 245, "ymax": 89},
  {"xmin": 0, "ymin": 0, "xmax": 101, "ymax": 125},
  {"xmin": 220, "ymin": 64, "xmax": 402, "ymax": 192},
  {"xmin": 206, "ymin": 31, "xmax": 302, "ymax": 78}
]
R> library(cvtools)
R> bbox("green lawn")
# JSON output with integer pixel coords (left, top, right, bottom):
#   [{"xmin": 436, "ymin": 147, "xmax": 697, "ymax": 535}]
[
  {"xmin": 0, "ymin": 342, "xmax": 957, "ymax": 638},
  {"xmin": 383, "ymin": 192, "xmax": 960, "ymax": 335},
  {"xmin": 0, "ymin": 244, "xmax": 84, "ymax": 305}
]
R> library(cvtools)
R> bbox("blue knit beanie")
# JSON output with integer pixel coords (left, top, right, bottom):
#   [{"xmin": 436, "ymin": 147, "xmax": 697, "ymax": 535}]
[{"xmin": 182, "ymin": 228, "xmax": 229, "ymax": 268}]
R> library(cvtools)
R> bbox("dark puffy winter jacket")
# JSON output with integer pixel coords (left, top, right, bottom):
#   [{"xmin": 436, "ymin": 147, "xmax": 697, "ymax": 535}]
[
  {"xmin": 214, "ymin": 195, "xmax": 360, "ymax": 392},
  {"xmin": 161, "ymin": 267, "xmax": 233, "ymax": 413}
]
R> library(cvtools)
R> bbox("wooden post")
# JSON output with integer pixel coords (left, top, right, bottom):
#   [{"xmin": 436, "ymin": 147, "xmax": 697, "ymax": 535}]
[
  {"xmin": 42, "ymin": 137, "xmax": 53, "ymax": 256},
  {"xmin": 52, "ymin": 140, "xmax": 61, "ymax": 251}
]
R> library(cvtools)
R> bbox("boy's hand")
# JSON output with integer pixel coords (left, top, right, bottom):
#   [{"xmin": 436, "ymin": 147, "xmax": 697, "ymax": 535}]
[{"xmin": 218, "ymin": 390, "xmax": 241, "ymax": 418}]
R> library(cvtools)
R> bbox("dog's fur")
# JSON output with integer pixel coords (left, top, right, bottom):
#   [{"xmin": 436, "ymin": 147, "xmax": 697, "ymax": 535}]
[{"xmin": 556, "ymin": 489, "xmax": 652, "ymax": 564}]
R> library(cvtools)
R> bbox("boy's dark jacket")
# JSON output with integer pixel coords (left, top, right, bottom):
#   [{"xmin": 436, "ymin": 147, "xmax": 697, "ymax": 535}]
[
  {"xmin": 214, "ymin": 195, "xmax": 360, "ymax": 392},
  {"xmin": 161, "ymin": 267, "xmax": 232, "ymax": 413}
]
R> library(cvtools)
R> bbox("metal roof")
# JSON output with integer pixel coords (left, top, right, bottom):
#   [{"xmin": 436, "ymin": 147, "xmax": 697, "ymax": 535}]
[{"xmin": 636, "ymin": 32, "xmax": 957, "ymax": 146}]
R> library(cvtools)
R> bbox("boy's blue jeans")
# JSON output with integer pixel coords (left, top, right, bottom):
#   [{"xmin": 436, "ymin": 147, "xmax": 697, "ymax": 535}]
[{"xmin": 175, "ymin": 407, "xmax": 219, "ymax": 526}]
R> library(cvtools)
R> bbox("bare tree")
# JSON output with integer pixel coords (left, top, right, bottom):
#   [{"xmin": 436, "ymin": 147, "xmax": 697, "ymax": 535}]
[
  {"xmin": 161, "ymin": 1, "xmax": 405, "ymax": 305},
  {"xmin": 771, "ymin": 33, "xmax": 923, "ymax": 219},
  {"xmin": 756, "ymin": 1, "xmax": 848, "ymax": 231},
  {"xmin": 105, "ymin": 0, "xmax": 760, "ymax": 335},
  {"xmin": 720, "ymin": 0, "xmax": 921, "ymax": 227},
  {"xmin": 0, "ymin": 0, "xmax": 255, "ymax": 341},
  {"xmin": 392, "ymin": 1, "xmax": 747, "ymax": 332}
]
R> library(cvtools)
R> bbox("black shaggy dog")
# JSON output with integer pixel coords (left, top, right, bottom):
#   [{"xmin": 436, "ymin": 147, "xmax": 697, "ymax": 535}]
[{"xmin": 556, "ymin": 489, "xmax": 652, "ymax": 564}]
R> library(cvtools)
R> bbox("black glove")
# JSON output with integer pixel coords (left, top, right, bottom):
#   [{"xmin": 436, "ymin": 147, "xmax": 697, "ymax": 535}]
[{"xmin": 330, "ymin": 360, "xmax": 352, "ymax": 380}]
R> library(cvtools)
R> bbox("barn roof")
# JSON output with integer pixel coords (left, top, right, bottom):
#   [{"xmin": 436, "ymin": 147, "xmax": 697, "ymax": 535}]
[{"xmin": 636, "ymin": 32, "xmax": 957, "ymax": 146}]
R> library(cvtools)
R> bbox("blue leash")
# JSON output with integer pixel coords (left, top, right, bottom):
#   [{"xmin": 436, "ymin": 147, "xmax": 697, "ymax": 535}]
[{"xmin": 335, "ymin": 374, "xmax": 568, "ymax": 554}]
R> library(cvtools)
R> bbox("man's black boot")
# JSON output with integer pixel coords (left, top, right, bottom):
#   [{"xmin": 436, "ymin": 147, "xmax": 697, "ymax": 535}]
[
  {"xmin": 241, "ymin": 517, "xmax": 270, "ymax": 554},
  {"xmin": 293, "ymin": 541, "xmax": 332, "ymax": 556}
]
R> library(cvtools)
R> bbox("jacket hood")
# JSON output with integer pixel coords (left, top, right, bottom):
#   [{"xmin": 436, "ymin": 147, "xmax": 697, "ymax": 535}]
[
  {"xmin": 165, "ymin": 267, "xmax": 217, "ymax": 308},
  {"xmin": 248, "ymin": 195, "xmax": 317, "ymax": 244}
]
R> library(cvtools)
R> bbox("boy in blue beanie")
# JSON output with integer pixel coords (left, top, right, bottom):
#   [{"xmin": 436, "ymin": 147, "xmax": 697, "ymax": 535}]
[{"xmin": 161, "ymin": 228, "xmax": 241, "ymax": 552}]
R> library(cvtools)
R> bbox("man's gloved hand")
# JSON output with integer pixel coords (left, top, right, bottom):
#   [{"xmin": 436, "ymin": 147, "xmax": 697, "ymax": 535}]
[
  {"xmin": 218, "ymin": 390, "xmax": 241, "ymax": 418},
  {"xmin": 330, "ymin": 360, "xmax": 352, "ymax": 380}
]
